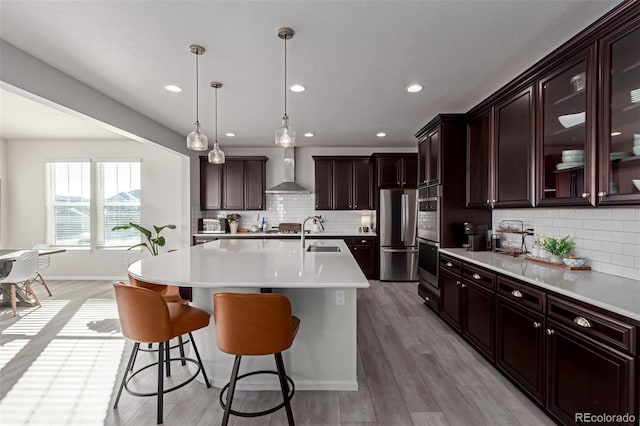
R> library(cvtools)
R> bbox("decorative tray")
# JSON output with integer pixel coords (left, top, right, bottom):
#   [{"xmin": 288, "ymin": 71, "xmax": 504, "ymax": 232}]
[{"xmin": 524, "ymin": 255, "xmax": 591, "ymax": 271}]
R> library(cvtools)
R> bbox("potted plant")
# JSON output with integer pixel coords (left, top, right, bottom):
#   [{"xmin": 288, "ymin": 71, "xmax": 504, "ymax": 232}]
[
  {"xmin": 112, "ymin": 223, "xmax": 176, "ymax": 256},
  {"xmin": 226, "ymin": 213, "xmax": 241, "ymax": 234},
  {"xmin": 542, "ymin": 235, "xmax": 575, "ymax": 263}
]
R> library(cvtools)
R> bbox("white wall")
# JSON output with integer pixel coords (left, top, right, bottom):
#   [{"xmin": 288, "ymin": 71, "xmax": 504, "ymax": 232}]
[
  {"xmin": 493, "ymin": 207, "xmax": 640, "ymax": 281},
  {"xmin": 5, "ymin": 139, "xmax": 188, "ymax": 279},
  {"xmin": 0, "ymin": 137, "xmax": 7, "ymax": 247}
]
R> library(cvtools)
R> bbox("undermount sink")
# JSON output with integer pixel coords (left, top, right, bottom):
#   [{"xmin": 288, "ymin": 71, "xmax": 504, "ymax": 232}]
[{"xmin": 306, "ymin": 245, "xmax": 341, "ymax": 252}]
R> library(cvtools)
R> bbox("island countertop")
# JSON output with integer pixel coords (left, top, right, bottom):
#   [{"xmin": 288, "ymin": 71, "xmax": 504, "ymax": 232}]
[
  {"xmin": 128, "ymin": 239, "xmax": 370, "ymax": 289},
  {"xmin": 440, "ymin": 248, "xmax": 640, "ymax": 321}
]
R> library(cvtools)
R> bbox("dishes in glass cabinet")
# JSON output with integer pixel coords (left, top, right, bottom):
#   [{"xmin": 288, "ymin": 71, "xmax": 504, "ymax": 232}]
[
  {"xmin": 561, "ymin": 149, "xmax": 584, "ymax": 163},
  {"xmin": 610, "ymin": 152, "xmax": 633, "ymax": 161},
  {"xmin": 556, "ymin": 161, "xmax": 584, "ymax": 171},
  {"xmin": 558, "ymin": 111, "xmax": 585, "ymax": 129},
  {"xmin": 634, "ymin": 145, "xmax": 640, "ymax": 156},
  {"xmin": 633, "ymin": 180, "xmax": 640, "ymax": 192},
  {"xmin": 631, "ymin": 88, "xmax": 640, "ymax": 104}
]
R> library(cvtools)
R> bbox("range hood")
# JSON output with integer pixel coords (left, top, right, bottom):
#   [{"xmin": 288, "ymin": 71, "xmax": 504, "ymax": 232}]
[{"xmin": 265, "ymin": 147, "xmax": 310, "ymax": 194}]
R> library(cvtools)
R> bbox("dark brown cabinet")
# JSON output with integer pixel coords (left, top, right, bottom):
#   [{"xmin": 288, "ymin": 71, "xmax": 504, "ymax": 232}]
[
  {"xmin": 200, "ymin": 157, "xmax": 223, "ymax": 210},
  {"xmin": 546, "ymin": 321, "xmax": 636, "ymax": 425},
  {"xmin": 200, "ymin": 156, "xmax": 267, "ymax": 211},
  {"xmin": 417, "ymin": 126, "xmax": 441, "ymax": 187},
  {"xmin": 418, "ymin": 139, "xmax": 428, "ymax": 186},
  {"xmin": 374, "ymin": 153, "xmax": 418, "ymax": 188},
  {"xmin": 462, "ymin": 280, "xmax": 495, "ymax": 360},
  {"xmin": 496, "ymin": 297, "xmax": 546, "ymax": 404},
  {"xmin": 439, "ymin": 270, "xmax": 462, "ymax": 331},
  {"xmin": 466, "ymin": 110, "xmax": 492, "ymax": 208},
  {"xmin": 346, "ymin": 236, "xmax": 377, "ymax": 279},
  {"xmin": 494, "ymin": 86, "xmax": 535, "ymax": 207},
  {"xmin": 598, "ymin": 21, "xmax": 640, "ymax": 205},
  {"xmin": 313, "ymin": 156, "xmax": 373, "ymax": 210}
]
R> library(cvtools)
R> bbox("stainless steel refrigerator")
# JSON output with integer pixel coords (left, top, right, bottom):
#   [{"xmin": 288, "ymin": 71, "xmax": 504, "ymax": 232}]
[{"xmin": 379, "ymin": 188, "xmax": 418, "ymax": 281}]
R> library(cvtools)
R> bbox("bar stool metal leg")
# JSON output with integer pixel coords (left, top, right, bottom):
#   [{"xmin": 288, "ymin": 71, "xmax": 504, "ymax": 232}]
[
  {"xmin": 178, "ymin": 335, "xmax": 186, "ymax": 366},
  {"xmin": 222, "ymin": 355, "xmax": 242, "ymax": 426},
  {"xmin": 275, "ymin": 352, "xmax": 295, "ymax": 426},
  {"xmin": 114, "ymin": 342, "xmax": 140, "ymax": 409},
  {"xmin": 164, "ymin": 341, "xmax": 171, "ymax": 377},
  {"xmin": 189, "ymin": 332, "xmax": 211, "ymax": 388},
  {"xmin": 157, "ymin": 342, "xmax": 165, "ymax": 425}
]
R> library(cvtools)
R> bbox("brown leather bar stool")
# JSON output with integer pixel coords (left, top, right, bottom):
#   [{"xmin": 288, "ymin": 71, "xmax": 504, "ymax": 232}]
[
  {"xmin": 128, "ymin": 274, "xmax": 190, "ymax": 372},
  {"xmin": 214, "ymin": 293, "xmax": 300, "ymax": 426},
  {"xmin": 113, "ymin": 283, "xmax": 211, "ymax": 425}
]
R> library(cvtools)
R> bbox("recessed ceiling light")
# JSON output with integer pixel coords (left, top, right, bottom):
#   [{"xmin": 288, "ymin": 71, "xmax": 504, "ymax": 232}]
[
  {"xmin": 376, "ymin": 132, "xmax": 386, "ymax": 137},
  {"xmin": 225, "ymin": 132, "xmax": 236, "ymax": 137},
  {"xmin": 290, "ymin": 84, "xmax": 306, "ymax": 92},
  {"xmin": 164, "ymin": 84, "xmax": 183, "ymax": 93},
  {"xmin": 304, "ymin": 132, "xmax": 314, "ymax": 137},
  {"xmin": 610, "ymin": 131, "xmax": 622, "ymax": 136},
  {"xmin": 406, "ymin": 84, "xmax": 423, "ymax": 93}
]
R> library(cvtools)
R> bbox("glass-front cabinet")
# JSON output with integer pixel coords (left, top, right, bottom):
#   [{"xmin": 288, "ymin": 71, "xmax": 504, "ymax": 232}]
[
  {"xmin": 599, "ymin": 22, "xmax": 640, "ymax": 205},
  {"xmin": 537, "ymin": 48, "xmax": 596, "ymax": 206}
]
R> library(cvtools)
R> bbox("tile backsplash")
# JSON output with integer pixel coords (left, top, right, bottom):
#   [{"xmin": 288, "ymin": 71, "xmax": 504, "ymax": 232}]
[
  {"xmin": 201, "ymin": 194, "xmax": 374, "ymax": 234},
  {"xmin": 493, "ymin": 208, "xmax": 640, "ymax": 280}
]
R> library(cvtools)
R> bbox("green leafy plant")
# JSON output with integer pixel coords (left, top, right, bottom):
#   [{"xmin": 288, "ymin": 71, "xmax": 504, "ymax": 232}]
[
  {"xmin": 112, "ymin": 223, "xmax": 176, "ymax": 256},
  {"xmin": 542, "ymin": 235, "xmax": 575, "ymax": 257}
]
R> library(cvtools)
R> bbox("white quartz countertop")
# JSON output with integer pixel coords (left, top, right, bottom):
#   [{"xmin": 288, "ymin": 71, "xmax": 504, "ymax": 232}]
[
  {"xmin": 129, "ymin": 239, "xmax": 370, "ymax": 289},
  {"xmin": 440, "ymin": 248, "xmax": 640, "ymax": 321},
  {"xmin": 193, "ymin": 231, "xmax": 377, "ymax": 238}
]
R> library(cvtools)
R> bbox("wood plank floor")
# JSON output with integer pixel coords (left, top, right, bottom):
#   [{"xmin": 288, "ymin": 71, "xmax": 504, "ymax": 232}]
[{"xmin": 0, "ymin": 279, "xmax": 555, "ymax": 425}]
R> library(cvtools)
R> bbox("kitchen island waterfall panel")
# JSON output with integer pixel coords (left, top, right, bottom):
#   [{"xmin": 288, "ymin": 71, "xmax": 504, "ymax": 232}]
[{"xmin": 128, "ymin": 239, "xmax": 369, "ymax": 391}]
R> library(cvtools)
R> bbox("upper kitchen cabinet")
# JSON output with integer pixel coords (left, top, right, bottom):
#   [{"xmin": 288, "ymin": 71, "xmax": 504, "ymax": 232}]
[
  {"xmin": 417, "ymin": 127, "xmax": 441, "ymax": 186},
  {"xmin": 466, "ymin": 110, "xmax": 492, "ymax": 208},
  {"xmin": 493, "ymin": 86, "xmax": 535, "ymax": 208},
  {"xmin": 313, "ymin": 156, "xmax": 373, "ymax": 210},
  {"xmin": 536, "ymin": 47, "xmax": 597, "ymax": 206},
  {"xmin": 200, "ymin": 156, "xmax": 268, "ymax": 211},
  {"xmin": 598, "ymin": 20, "xmax": 640, "ymax": 205},
  {"xmin": 374, "ymin": 153, "xmax": 418, "ymax": 188}
]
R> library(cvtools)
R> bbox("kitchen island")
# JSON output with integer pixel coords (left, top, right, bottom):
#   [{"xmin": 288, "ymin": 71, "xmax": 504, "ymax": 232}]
[{"xmin": 128, "ymin": 238, "xmax": 370, "ymax": 391}]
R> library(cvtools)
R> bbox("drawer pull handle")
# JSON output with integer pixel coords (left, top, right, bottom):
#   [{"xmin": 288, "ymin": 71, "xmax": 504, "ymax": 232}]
[
  {"xmin": 511, "ymin": 290, "xmax": 523, "ymax": 298},
  {"xmin": 446, "ymin": 262, "xmax": 453, "ymax": 267},
  {"xmin": 546, "ymin": 329, "xmax": 554, "ymax": 336},
  {"xmin": 533, "ymin": 321, "xmax": 541, "ymax": 328},
  {"xmin": 461, "ymin": 283, "xmax": 467, "ymax": 288},
  {"xmin": 361, "ymin": 240, "xmax": 367, "ymax": 243},
  {"xmin": 472, "ymin": 273, "xmax": 481, "ymax": 280},
  {"xmin": 573, "ymin": 316, "xmax": 592, "ymax": 328},
  {"xmin": 456, "ymin": 281, "xmax": 461, "ymax": 286},
  {"xmin": 425, "ymin": 296, "xmax": 430, "ymax": 301}
]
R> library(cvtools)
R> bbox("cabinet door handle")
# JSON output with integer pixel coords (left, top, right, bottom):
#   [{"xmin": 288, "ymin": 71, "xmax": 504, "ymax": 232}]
[
  {"xmin": 349, "ymin": 205, "xmax": 352, "ymax": 208},
  {"xmin": 546, "ymin": 329, "xmax": 554, "ymax": 336},
  {"xmin": 361, "ymin": 240, "xmax": 367, "ymax": 243},
  {"xmin": 456, "ymin": 281, "xmax": 461, "ymax": 286},
  {"xmin": 354, "ymin": 204, "xmax": 358, "ymax": 208},
  {"xmin": 486, "ymin": 200, "xmax": 491, "ymax": 204},
  {"xmin": 425, "ymin": 296, "xmax": 430, "ymax": 301},
  {"xmin": 581, "ymin": 192, "xmax": 590, "ymax": 198},
  {"xmin": 573, "ymin": 316, "xmax": 592, "ymax": 328},
  {"xmin": 533, "ymin": 321, "xmax": 541, "ymax": 328},
  {"xmin": 511, "ymin": 289, "xmax": 523, "ymax": 298},
  {"xmin": 461, "ymin": 283, "xmax": 467, "ymax": 288},
  {"xmin": 597, "ymin": 191, "xmax": 607, "ymax": 197},
  {"xmin": 315, "ymin": 204, "xmax": 319, "ymax": 208},
  {"xmin": 472, "ymin": 273, "xmax": 481, "ymax": 280},
  {"xmin": 492, "ymin": 199, "xmax": 497, "ymax": 203},
  {"xmin": 397, "ymin": 181, "xmax": 400, "ymax": 185},
  {"xmin": 446, "ymin": 262, "xmax": 453, "ymax": 267}
]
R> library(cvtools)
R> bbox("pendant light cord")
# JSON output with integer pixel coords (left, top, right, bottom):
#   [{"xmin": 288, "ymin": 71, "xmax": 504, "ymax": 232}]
[
  {"xmin": 195, "ymin": 53, "xmax": 200, "ymax": 125},
  {"xmin": 284, "ymin": 36, "xmax": 287, "ymax": 116},
  {"xmin": 215, "ymin": 86, "xmax": 218, "ymax": 142}
]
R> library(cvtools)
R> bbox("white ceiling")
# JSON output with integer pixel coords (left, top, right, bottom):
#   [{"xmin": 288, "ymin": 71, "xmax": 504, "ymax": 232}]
[{"xmin": 0, "ymin": 0, "xmax": 622, "ymax": 147}]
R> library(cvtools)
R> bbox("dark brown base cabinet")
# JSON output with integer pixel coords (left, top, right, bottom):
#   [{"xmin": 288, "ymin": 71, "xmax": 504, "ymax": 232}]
[
  {"xmin": 436, "ymin": 255, "xmax": 639, "ymax": 425},
  {"xmin": 546, "ymin": 321, "xmax": 636, "ymax": 426},
  {"xmin": 346, "ymin": 237, "xmax": 377, "ymax": 279}
]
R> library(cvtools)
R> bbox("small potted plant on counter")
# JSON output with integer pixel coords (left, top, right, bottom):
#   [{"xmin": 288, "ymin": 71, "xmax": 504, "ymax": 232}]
[
  {"xmin": 542, "ymin": 235, "xmax": 575, "ymax": 264},
  {"xmin": 227, "ymin": 213, "xmax": 241, "ymax": 234}
]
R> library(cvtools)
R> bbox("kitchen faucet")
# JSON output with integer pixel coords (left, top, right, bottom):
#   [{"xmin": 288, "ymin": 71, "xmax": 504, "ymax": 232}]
[{"xmin": 301, "ymin": 216, "xmax": 322, "ymax": 250}]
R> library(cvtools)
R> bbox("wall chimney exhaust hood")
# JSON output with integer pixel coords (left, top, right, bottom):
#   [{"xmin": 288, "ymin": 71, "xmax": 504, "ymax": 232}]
[{"xmin": 265, "ymin": 147, "xmax": 310, "ymax": 194}]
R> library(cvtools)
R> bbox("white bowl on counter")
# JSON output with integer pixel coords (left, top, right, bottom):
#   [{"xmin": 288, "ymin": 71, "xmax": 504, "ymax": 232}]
[{"xmin": 558, "ymin": 112, "xmax": 585, "ymax": 129}]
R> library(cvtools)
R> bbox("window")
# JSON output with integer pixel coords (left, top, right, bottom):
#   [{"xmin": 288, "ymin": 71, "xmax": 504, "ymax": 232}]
[
  {"xmin": 46, "ymin": 161, "xmax": 141, "ymax": 249},
  {"xmin": 97, "ymin": 162, "xmax": 141, "ymax": 248},
  {"xmin": 46, "ymin": 162, "xmax": 91, "ymax": 247}
]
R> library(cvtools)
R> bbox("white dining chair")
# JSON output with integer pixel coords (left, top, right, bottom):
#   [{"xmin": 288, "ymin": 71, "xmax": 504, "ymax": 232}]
[
  {"xmin": 0, "ymin": 250, "xmax": 40, "ymax": 316},
  {"xmin": 32, "ymin": 243, "xmax": 52, "ymax": 296}
]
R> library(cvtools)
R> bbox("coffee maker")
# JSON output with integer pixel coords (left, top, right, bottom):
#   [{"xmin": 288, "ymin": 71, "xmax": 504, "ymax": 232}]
[{"xmin": 463, "ymin": 222, "xmax": 489, "ymax": 251}]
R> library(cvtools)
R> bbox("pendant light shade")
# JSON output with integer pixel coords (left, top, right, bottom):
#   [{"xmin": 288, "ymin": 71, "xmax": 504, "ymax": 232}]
[
  {"xmin": 275, "ymin": 27, "xmax": 296, "ymax": 147},
  {"xmin": 187, "ymin": 45, "xmax": 208, "ymax": 151},
  {"xmin": 208, "ymin": 81, "xmax": 225, "ymax": 164}
]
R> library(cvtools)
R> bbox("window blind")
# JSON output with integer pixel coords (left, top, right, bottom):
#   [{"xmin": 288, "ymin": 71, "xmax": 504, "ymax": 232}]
[
  {"xmin": 96, "ymin": 161, "xmax": 141, "ymax": 248},
  {"xmin": 46, "ymin": 162, "xmax": 91, "ymax": 247}
]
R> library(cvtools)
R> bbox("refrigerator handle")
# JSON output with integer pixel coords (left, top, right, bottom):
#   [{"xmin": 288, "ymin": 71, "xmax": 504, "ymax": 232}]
[{"xmin": 401, "ymin": 193, "xmax": 408, "ymax": 243}]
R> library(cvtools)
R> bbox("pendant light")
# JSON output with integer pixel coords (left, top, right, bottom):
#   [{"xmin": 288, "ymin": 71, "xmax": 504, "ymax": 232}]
[
  {"xmin": 275, "ymin": 27, "xmax": 296, "ymax": 147},
  {"xmin": 186, "ymin": 45, "xmax": 208, "ymax": 151},
  {"xmin": 208, "ymin": 81, "xmax": 225, "ymax": 164}
]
